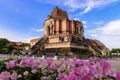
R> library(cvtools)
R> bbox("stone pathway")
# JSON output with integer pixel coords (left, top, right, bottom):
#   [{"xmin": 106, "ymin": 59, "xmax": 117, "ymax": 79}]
[{"xmin": 107, "ymin": 58, "xmax": 120, "ymax": 72}]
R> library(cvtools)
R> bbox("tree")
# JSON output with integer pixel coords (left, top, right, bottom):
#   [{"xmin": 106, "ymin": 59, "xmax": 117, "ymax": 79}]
[
  {"xmin": 63, "ymin": 50, "xmax": 68, "ymax": 56},
  {"xmin": 0, "ymin": 38, "xmax": 11, "ymax": 54},
  {"xmin": 89, "ymin": 50, "xmax": 94, "ymax": 57},
  {"xmin": 20, "ymin": 43, "xmax": 29, "ymax": 46},
  {"xmin": 111, "ymin": 48, "xmax": 120, "ymax": 53}
]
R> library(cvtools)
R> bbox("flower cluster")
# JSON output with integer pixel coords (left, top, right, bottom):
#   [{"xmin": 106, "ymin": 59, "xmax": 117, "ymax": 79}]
[{"xmin": 0, "ymin": 57, "xmax": 120, "ymax": 80}]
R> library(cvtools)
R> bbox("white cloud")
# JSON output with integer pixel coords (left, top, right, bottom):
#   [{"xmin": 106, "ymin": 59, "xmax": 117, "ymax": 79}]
[
  {"xmin": 36, "ymin": 28, "xmax": 43, "ymax": 32},
  {"xmin": 64, "ymin": 0, "xmax": 118, "ymax": 14},
  {"xmin": 63, "ymin": 0, "xmax": 86, "ymax": 9},
  {"xmin": 92, "ymin": 21, "xmax": 104, "ymax": 26},
  {"xmin": 81, "ymin": 0, "xmax": 118, "ymax": 14},
  {"xmin": 36, "ymin": 0, "xmax": 118, "ymax": 14},
  {"xmin": 82, "ymin": 21, "xmax": 87, "ymax": 28},
  {"xmin": 87, "ymin": 19, "xmax": 120, "ymax": 49},
  {"xmin": 80, "ymin": 0, "xmax": 94, "ymax": 14},
  {"xmin": 89, "ymin": 19, "xmax": 120, "ymax": 35},
  {"xmin": 82, "ymin": 21, "xmax": 87, "ymax": 24},
  {"xmin": 28, "ymin": 28, "xmax": 43, "ymax": 35}
]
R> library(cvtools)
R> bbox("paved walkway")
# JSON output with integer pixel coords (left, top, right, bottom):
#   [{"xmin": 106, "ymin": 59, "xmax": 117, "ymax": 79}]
[{"xmin": 107, "ymin": 58, "xmax": 120, "ymax": 72}]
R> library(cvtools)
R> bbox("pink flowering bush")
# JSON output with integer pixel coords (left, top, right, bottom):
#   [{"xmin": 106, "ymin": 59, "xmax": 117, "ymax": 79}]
[{"xmin": 0, "ymin": 57, "xmax": 120, "ymax": 80}]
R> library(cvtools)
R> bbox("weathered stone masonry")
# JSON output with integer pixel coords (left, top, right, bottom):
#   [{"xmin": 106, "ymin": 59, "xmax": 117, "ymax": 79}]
[{"xmin": 30, "ymin": 7, "xmax": 109, "ymax": 56}]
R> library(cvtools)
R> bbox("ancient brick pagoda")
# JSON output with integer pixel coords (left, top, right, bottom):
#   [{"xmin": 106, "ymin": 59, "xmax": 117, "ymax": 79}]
[{"xmin": 30, "ymin": 7, "xmax": 109, "ymax": 56}]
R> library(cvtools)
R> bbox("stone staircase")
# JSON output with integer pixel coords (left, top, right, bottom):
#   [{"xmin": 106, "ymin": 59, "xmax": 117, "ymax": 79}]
[
  {"xmin": 30, "ymin": 37, "xmax": 48, "ymax": 54},
  {"xmin": 85, "ymin": 39, "xmax": 102, "ymax": 55}
]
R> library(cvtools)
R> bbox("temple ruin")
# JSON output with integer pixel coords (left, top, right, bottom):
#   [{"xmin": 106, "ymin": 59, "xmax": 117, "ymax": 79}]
[{"xmin": 30, "ymin": 7, "xmax": 109, "ymax": 57}]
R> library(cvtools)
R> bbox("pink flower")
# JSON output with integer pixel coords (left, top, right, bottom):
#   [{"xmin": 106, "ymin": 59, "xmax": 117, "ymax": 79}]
[
  {"xmin": 95, "ymin": 64, "xmax": 104, "ymax": 79},
  {"xmin": 23, "ymin": 71, "xmax": 28, "ymax": 76},
  {"xmin": 20, "ymin": 58, "xmax": 33, "ymax": 67},
  {"xmin": 116, "ymin": 72, "xmax": 120, "ymax": 80},
  {"xmin": 67, "ymin": 70, "xmax": 79, "ymax": 80},
  {"xmin": 72, "ymin": 68, "xmax": 81, "ymax": 76},
  {"xmin": 89, "ymin": 57, "xmax": 101, "ymax": 63},
  {"xmin": 108, "ymin": 71, "xmax": 116, "ymax": 77},
  {"xmin": 31, "ymin": 59, "xmax": 43, "ymax": 69},
  {"xmin": 46, "ymin": 59, "xmax": 53, "ymax": 66},
  {"xmin": 58, "ymin": 73, "xmax": 67, "ymax": 80},
  {"xmin": 93, "ymin": 57, "xmax": 101, "ymax": 61},
  {"xmin": 72, "ymin": 57, "xmax": 80, "ymax": 68},
  {"xmin": 81, "ymin": 73, "xmax": 93, "ymax": 80},
  {"xmin": 17, "ymin": 74, "xmax": 22, "ymax": 78},
  {"xmin": 1, "ymin": 57, "xmax": 120, "ymax": 80},
  {"xmin": 31, "ymin": 69, "xmax": 37, "ymax": 74},
  {"xmin": 31, "ymin": 62, "xmax": 39, "ymax": 68},
  {"xmin": 100, "ymin": 60, "xmax": 111, "ymax": 76},
  {"xmin": 54, "ymin": 61, "xmax": 64, "ymax": 69},
  {"xmin": 88, "ymin": 64, "xmax": 97, "ymax": 76},
  {"xmin": 10, "ymin": 71, "xmax": 18, "ymax": 80},
  {"xmin": 0, "ymin": 71, "xmax": 10, "ymax": 80},
  {"xmin": 5, "ymin": 60, "xmax": 16, "ymax": 69}
]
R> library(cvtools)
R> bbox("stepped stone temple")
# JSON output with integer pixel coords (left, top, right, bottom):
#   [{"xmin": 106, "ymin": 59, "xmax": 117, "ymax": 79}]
[{"xmin": 30, "ymin": 7, "xmax": 109, "ymax": 57}]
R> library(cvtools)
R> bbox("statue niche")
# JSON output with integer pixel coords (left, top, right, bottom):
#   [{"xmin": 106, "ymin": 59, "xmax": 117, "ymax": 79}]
[
  {"xmin": 47, "ymin": 25, "xmax": 53, "ymax": 35},
  {"xmin": 44, "ymin": 21, "xmax": 53, "ymax": 37}
]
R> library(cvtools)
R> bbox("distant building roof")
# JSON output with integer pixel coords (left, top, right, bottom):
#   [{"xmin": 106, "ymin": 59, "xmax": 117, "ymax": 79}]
[{"xmin": 9, "ymin": 42, "xmax": 21, "ymax": 45}]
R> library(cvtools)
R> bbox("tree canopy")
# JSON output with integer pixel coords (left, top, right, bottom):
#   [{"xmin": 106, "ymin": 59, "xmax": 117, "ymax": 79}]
[
  {"xmin": 0, "ymin": 38, "xmax": 11, "ymax": 54},
  {"xmin": 111, "ymin": 48, "xmax": 120, "ymax": 53}
]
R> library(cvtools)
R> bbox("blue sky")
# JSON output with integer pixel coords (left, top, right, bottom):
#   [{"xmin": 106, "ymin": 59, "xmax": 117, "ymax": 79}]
[{"xmin": 0, "ymin": 0, "xmax": 120, "ymax": 49}]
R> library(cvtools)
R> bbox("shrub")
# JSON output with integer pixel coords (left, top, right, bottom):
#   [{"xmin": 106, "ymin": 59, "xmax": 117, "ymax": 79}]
[{"xmin": 0, "ymin": 57, "xmax": 120, "ymax": 80}]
